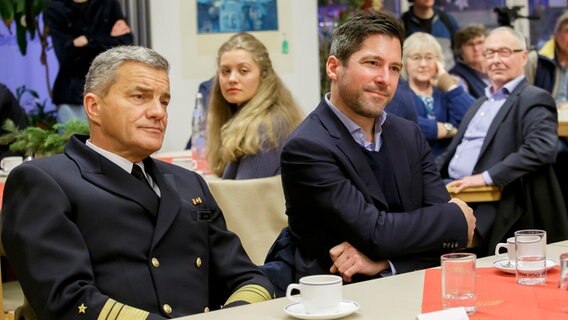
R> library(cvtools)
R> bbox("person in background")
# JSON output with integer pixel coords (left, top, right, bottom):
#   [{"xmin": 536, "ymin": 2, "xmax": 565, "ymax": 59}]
[
  {"xmin": 532, "ymin": 10, "xmax": 568, "ymax": 210},
  {"xmin": 533, "ymin": 10, "xmax": 568, "ymax": 107},
  {"xmin": 403, "ymin": 32, "xmax": 474, "ymax": 157},
  {"xmin": 44, "ymin": 0, "xmax": 133, "ymax": 124},
  {"xmin": 384, "ymin": 79, "xmax": 419, "ymax": 123},
  {"xmin": 450, "ymin": 24, "xmax": 490, "ymax": 99},
  {"xmin": 2, "ymin": 46, "xmax": 273, "ymax": 320},
  {"xmin": 440, "ymin": 27, "xmax": 568, "ymax": 256},
  {"xmin": 0, "ymin": 84, "xmax": 28, "ymax": 160},
  {"xmin": 267, "ymin": 12, "xmax": 475, "ymax": 290},
  {"xmin": 207, "ymin": 32, "xmax": 303, "ymax": 179},
  {"xmin": 400, "ymin": 0, "xmax": 459, "ymax": 69}
]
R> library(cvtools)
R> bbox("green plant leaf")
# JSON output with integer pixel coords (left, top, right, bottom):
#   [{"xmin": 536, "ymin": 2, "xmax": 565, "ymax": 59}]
[
  {"xmin": 14, "ymin": 0, "xmax": 24, "ymax": 13},
  {"xmin": 0, "ymin": 0, "xmax": 15, "ymax": 22},
  {"xmin": 28, "ymin": 88, "xmax": 39, "ymax": 99},
  {"xmin": 30, "ymin": 0, "xmax": 45, "ymax": 16},
  {"xmin": 0, "ymin": 119, "xmax": 22, "ymax": 145},
  {"xmin": 1, "ymin": 119, "xmax": 89, "ymax": 157},
  {"xmin": 15, "ymin": 12, "xmax": 27, "ymax": 55},
  {"xmin": 24, "ymin": 0, "xmax": 35, "ymax": 39}
]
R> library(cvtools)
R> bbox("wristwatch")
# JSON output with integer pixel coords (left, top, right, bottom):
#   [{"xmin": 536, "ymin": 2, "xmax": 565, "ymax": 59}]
[{"xmin": 443, "ymin": 122, "xmax": 455, "ymax": 138}]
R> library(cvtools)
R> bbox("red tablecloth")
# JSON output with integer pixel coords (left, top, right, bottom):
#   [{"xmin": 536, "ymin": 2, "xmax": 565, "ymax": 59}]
[{"xmin": 422, "ymin": 267, "xmax": 568, "ymax": 320}]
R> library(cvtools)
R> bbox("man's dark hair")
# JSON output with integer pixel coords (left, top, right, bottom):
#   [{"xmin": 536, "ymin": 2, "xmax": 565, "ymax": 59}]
[
  {"xmin": 453, "ymin": 24, "xmax": 487, "ymax": 58},
  {"xmin": 329, "ymin": 11, "xmax": 405, "ymax": 64}
]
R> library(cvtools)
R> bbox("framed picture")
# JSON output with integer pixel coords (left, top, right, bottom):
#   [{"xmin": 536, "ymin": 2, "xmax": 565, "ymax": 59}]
[{"xmin": 197, "ymin": 0, "xmax": 279, "ymax": 33}]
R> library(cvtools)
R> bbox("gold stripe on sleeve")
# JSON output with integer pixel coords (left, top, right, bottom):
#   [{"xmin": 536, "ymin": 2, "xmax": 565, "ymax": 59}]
[
  {"xmin": 97, "ymin": 298, "xmax": 150, "ymax": 320},
  {"xmin": 224, "ymin": 284, "xmax": 272, "ymax": 306}
]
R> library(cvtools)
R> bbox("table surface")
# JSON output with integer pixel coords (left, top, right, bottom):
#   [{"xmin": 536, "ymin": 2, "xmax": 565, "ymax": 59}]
[{"xmin": 173, "ymin": 241, "xmax": 568, "ymax": 320}]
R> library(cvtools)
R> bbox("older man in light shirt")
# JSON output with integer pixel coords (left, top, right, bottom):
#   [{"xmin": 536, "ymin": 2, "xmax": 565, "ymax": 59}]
[{"xmin": 439, "ymin": 27, "xmax": 568, "ymax": 256}]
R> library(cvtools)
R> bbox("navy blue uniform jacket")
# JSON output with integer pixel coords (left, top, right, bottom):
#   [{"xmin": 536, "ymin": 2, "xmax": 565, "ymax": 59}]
[{"xmin": 2, "ymin": 136, "xmax": 272, "ymax": 319}]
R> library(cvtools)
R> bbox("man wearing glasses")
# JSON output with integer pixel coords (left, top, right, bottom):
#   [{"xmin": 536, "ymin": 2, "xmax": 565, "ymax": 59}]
[{"xmin": 439, "ymin": 27, "xmax": 568, "ymax": 256}]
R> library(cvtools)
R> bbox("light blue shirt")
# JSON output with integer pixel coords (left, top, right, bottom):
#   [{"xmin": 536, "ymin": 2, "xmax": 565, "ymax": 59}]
[
  {"xmin": 324, "ymin": 93, "xmax": 387, "ymax": 151},
  {"xmin": 448, "ymin": 75, "xmax": 526, "ymax": 184}
]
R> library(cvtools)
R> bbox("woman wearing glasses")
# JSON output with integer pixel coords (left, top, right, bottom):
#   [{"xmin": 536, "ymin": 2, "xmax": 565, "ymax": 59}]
[{"xmin": 403, "ymin": 32, "xmax": 474, "ymax": 157}]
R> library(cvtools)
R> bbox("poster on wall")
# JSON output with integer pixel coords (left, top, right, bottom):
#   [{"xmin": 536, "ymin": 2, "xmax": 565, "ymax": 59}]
[{"xmin": 196, "ymin": 0, "xmax": 278, "ymax": 33}]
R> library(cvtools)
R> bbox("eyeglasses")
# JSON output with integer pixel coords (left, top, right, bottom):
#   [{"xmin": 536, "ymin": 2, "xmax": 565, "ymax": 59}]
[
  {"xmin": 408, "ymin": 54, "xmax": 437, "ymax": 63},
  {"xmin": 482, "ymin": 47, "xmax": 524, "ymax": 58}
]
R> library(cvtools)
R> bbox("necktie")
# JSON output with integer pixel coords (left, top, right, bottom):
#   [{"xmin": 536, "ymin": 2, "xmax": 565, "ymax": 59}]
[{"xmin": 131, "ymin": 164, "xmax": 152, "ymax": 190}]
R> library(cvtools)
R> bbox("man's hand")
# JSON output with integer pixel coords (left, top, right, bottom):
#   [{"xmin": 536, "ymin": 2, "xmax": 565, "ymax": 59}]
[
  {"xmin": 329, "ymin": 242, "xmax": 388, "ymax": 282},
  {"xmin": 448, "ymin": 198, "xmax": 476, "ymax": 247},
  {"xmin": 73, "ymin": 35, "xmax": 88, "ymax": 47},
  {"xmin": 111, "ymin": 19, "xmax": 131, "ymax": 37},
  {"xmin": 446, "ymin": 174, "xmax": 486, "ymax": 193}
]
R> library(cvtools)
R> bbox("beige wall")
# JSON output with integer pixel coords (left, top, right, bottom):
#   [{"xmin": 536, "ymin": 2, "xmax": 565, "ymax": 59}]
[{"xmin": 149, "ymin": 0, "xmax": 320, "ymax": 152}]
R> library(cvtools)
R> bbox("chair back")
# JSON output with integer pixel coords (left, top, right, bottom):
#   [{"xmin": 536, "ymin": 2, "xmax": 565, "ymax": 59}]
[
  {"xmin": 1, "ymin": 180, "xmax": 35, "ymax": 320},
  {"xmin": 206, "ymin": 175, "xmax": 287, "ymax": 265}
]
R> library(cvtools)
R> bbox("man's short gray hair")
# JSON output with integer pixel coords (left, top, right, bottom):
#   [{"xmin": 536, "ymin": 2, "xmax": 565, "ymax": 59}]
[
  {"xmin": 487, "ymin": 27, "xmax": 527, "ymax": 50},
  {"xmin": 84, "ymin": 46, "xmax": 170, "ymax": 96}
]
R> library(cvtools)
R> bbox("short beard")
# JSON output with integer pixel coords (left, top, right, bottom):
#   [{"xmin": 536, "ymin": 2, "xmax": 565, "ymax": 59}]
[
  {"xmin": 352, "ymin": 97, "xmax": 385, "ymax": 118},
  {"xmin": 344, "ymin": 85, "xmax": 391, "ymax": 119}
]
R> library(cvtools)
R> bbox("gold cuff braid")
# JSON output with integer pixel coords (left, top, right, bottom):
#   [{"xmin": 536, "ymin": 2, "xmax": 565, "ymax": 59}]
[
  {"xmin": 224, "ymin": 284, "xmax": 272, "ymax": 306},
  {"xmin": 97, "ymin": 298, "xmax": 149, "ymax": 320}
]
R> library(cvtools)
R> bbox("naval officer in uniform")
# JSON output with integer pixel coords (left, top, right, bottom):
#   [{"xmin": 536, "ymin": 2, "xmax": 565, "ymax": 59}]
[{"xmin": 2, "ymin": 46, "xmax": 273, "ymax": 319}]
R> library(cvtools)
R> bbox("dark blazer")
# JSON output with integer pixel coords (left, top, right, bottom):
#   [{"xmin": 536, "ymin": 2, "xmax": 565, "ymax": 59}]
[
  {"xmin": 440, "ymin": 79, "xmax": 568, "ymax": 253},
  {"xmin": 281, "ymin": 100, "xmax": 469, "ymax": 280},
  {"xmin": 2, "ymin": 135, "xmax": 272, "ymax": 319}
]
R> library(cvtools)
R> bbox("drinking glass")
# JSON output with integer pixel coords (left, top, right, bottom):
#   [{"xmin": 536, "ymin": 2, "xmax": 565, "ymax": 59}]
[{"xmin": 515, "ymin": 229, "xmax": 547, "ymax": 285}]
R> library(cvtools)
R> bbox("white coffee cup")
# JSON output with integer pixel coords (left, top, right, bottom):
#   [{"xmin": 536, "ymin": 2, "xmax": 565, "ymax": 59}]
[
  {"xmin": 286, "ymin": 275, "xmax": 342, "ymax": 314},
  {"xmin": 1, "ymin": 156, "xmax": 23, "ymax": 172},
  {"xmin": 495, "ymin": 237, "xmax": 516, "ymax": 264}
]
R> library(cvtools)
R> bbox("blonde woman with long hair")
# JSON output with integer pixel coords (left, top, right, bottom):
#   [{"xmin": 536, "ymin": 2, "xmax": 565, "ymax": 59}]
[{"xmin": 207, "ymin": 32, "xmax": 303, "ymax": 179}]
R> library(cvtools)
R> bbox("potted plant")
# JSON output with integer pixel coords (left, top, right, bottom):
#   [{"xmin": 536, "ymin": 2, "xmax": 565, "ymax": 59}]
[
  {"xmin": 0, "ymin": 0, "xmax": 53, "ymax": 95},
  {"xmin": 0, "ymin": 119, "xmax": 89, "ymax": 158}
]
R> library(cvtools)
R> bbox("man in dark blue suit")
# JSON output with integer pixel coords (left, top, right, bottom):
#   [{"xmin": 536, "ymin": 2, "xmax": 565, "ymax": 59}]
[{"xmin": 280, "ymin": 12, "xmax": 476, "ymax": 283}]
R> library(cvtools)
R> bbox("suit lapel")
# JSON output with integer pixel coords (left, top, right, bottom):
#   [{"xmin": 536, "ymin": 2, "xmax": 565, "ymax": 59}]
[
  {"xmin": 148, "ymin": 161, "xmax": 182, "ymax": 247},
  {"xmin": 315, "ymin": 101, "xmax": 388, "ymax": 208},
  {"xmin": 66, "ymin": 136, "xmax": 159, "ymax": 215},
  {"xmin": 478, "ymin": 80, "xmax": 527, "ymax": 158}
]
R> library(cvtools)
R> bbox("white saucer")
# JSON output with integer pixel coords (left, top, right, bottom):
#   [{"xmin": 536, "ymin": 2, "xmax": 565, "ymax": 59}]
[
  {"xmin": 0, "ymin": 170, "xmax": 9, "ymax": 177},
  {"xmin": 493, "ymin": 258, "xmax": 557, "ymax": 274},
  {"xmin": 284, "ymin": 300, "xmax": 359, "ymax": 320}
]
